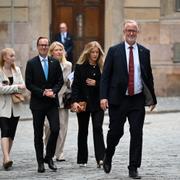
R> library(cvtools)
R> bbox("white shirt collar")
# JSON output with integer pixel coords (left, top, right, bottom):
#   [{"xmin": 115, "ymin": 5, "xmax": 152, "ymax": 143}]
[
  {"xmin": 61, "ymin": 32, "xmax": 67, "ymax": 36},
  {"xmin": 39, "ymin": 55, "xmax": 48, "ymax": 62},
  {"xmin": 125, "ymin": 41, "xmax": 137, "ymax": 50}
]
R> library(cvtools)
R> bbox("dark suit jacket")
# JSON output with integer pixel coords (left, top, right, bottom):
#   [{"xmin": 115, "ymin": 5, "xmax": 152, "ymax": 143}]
[
  {"xmin": 100, "ymin": 42, "xmax": 157, "ymax": 106},
  {"xmin": 25, "ymin": 56, "xmax": 64, "ymax": 110},
  {"xmin": 54, "ymin": 32, "xmax": 73, "ymax": 63},
  {"xmin": 71, "ymin": 63, "xmax": 102, "ymax": 111}
]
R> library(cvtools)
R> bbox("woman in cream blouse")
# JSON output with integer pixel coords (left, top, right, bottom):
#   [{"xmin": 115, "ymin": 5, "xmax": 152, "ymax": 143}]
[
  {"xmin": 44, "ymin": 42, "xmax": 72, "ymax": 161},
  {"xmin": 0, "ymin": 48, "xmax": 26, "ymax": 170}
]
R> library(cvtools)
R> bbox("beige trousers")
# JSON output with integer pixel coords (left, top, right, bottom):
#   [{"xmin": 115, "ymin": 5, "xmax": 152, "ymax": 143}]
[{"xmin": 44, "ymin": 108, "xmax": 69, "ymax": 159}]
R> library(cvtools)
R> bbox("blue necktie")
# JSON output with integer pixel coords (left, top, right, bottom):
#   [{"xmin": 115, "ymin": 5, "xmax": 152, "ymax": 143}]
[
  {"xmin": 62, "ymin": 33, "xmax": 65, "ymax": 43},
  {"xmin": 42, "ymin": 59, "xmax": 48, "ymax": 80}
]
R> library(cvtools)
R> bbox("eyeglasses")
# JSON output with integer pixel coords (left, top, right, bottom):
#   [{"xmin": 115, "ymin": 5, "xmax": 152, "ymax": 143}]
[
  {"xmin": 38, "ymin": 44, "xmax": 49, "ymax": 48},
  {"xmin": 125, "ymin": 29, "xmax": 138, "ymax": 33}
]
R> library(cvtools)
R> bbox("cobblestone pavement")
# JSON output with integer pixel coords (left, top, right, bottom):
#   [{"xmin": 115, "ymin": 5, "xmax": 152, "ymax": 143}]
[
  {"xmin": 19, "ymin": 97, "xmax": 180, "ymax": 120},
  {"xmin": 0, "ymin": 112, "xmax": 180, "ymax": 180}
]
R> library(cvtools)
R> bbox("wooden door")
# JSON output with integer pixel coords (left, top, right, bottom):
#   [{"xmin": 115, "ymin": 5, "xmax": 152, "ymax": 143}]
[{"xmin": 51, "ymin": 0, "xmax": 105, "ymax": 63}]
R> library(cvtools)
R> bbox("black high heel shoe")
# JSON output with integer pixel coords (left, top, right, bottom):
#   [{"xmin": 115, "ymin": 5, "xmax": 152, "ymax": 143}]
[{"xmin": 3, "ymin": 160, "xmax": 13, "ymax": 170}]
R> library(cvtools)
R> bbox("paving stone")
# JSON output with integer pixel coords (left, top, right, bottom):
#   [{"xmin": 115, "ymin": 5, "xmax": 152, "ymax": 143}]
[{"xmin": 0, "ymin": 111, "xmax": 180, "ymax": 179}]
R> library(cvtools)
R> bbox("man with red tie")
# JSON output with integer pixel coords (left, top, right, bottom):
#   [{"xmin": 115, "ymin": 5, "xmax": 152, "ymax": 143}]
[{"xmin": 100, "ymin": 20, "xmax": 157, "ymax": 179}]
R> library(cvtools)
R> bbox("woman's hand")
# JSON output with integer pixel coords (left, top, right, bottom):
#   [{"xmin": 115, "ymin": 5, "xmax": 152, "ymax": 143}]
[
  {"xmin": 71, "ymin": 102, "xmax": 81, "ymax": 112},
  {"xmin": 17, "ymin": 84, "xmax": 26, "ymax": 90},
  {"xmin": 86, "ymin": 78, "xmax": 96, "ymax": 86}
]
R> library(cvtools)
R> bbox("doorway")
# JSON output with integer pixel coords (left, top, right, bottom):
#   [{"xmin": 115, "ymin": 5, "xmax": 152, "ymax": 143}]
[{"xmin": 51, "ymin": 0, "xmax": 105, "ymax": 63}]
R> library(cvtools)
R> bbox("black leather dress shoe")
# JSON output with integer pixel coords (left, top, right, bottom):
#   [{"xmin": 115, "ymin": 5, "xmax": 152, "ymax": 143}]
[
  {"xmin": 38, "ymin": 163, "xmax": 45, "ymax": 173},
  {"xmin": 44, "ymin": 158, "xmax": 57, "ymax": 171},
  {"xmin": 129, "ymin": 169, "xmax": 141, "ymax": 179},
  {"xmin": 103, "ymin": 154, "xmax": 112, "ymax": 173}
]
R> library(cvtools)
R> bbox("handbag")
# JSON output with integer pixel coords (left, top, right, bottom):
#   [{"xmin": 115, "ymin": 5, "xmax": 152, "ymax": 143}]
[
  {"xmin": 11, "ymin": 93, "xmax": 25, "ymax": 104},
  {"xmin": 63, "ymin": 92, "xmax": 72, "ymax": 109},
  {"xmin": 78, "ymin": 101, "xmax": 87, "ymax": 112}
]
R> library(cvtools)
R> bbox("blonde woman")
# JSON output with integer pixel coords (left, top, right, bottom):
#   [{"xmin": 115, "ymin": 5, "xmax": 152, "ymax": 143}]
[
  {"xmin": 0, "ymin": 48, "xmax": 25, "ymax": 170},
  {"xmin": 71, "ymin": 41, "xmax": 105, "ymax": 168},
  {"xmin": 44, "ymin": 41, "xmax": 72, "ymax": 161}
]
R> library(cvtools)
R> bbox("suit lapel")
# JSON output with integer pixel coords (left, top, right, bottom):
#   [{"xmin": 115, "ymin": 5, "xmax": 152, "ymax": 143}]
[
  {"xmin": 47, "ymin": 57, "xmax": 55, "ymax": 81},
  {"xmin": 137, "ymin": 44, "xmax": 144, "ymax": 65},
  {"xmin": 119, "ymin": 42, "xmax": 128, "ymax": 76},
  {"xmin": 137, "ymin": 44, "xmax": 146, "ymax": 74},
  {"xmin": 59, "ymin": 33, "xmax": 62, "ymax": 43}
]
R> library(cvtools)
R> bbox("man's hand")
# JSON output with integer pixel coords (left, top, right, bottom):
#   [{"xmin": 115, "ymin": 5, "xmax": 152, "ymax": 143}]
[
  {"xmin": 43, "ymin": 89, "xmax": 55, "ymax": 98},
  {"xmin": 100, "ymin": 99, "xmax": 109, "ymax": 111},
  {"xmin": 149, "ymin": 105, "xmax": 156, "ymax": 111}
]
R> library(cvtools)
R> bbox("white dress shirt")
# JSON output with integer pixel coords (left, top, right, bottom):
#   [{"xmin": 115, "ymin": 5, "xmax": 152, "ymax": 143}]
[
  {"xmin": 39, "ymin": 55, "xmax": 48, "ymax": 68},
  {"xmin": 61, "ymin": 32, "xmax": 67, "ymax": 43},
  {"xmin": 125, "ymin": 41, "xmax": 143, "ymax": 95}
]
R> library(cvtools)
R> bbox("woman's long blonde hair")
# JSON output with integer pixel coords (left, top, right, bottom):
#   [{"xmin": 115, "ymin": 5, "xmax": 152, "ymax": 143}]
[
  {"xmin": 77, "ymin": 41, "xmax": 104, "ymax": 72},
  {"xmin": 48, "ymin": 41, "xmax": 67, "ymax": 63},
  {"xmin": 0, "ymin": 48, "xmax": 16, "ymax": 70}
]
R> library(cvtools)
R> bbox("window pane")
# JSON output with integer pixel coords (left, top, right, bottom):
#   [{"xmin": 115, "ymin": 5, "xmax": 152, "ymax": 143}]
[{"xmin": 176, "ymin": 0, "xmax": 180, "ymax": 11}]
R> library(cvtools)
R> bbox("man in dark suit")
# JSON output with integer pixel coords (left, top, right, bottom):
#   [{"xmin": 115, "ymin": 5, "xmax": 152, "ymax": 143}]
[
  {"xmin": 54, "ymin": 22, "xmax": 73, "ymax": 64},
  {"xmin": 100, "ymin": 20, "xmax": 157, "ymax": 179},
  {"xmin": 25, "ymin": 37, "xmax": 64, "ymax": 173}
]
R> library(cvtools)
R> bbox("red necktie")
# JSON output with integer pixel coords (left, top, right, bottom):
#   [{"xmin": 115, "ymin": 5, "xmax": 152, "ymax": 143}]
[{"xmin": 128, "ymin": 46, "xmax": 134, "ymax": 96}]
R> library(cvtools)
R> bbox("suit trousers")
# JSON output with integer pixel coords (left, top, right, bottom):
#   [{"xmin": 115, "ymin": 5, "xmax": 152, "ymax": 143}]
[
  {"xmin": 31, "ymin": 107, "xmax": 60, "ymax": 163},
  {"xmin": 77, "ymin": 110, "xmax": 105, "ymax": 164},
  {"xmin": 106, "ymin": 93, "xmax": 145, "ymax": 169},
  {"xmin": 44, "ymin": 108, "xmax": 69, "ymax": 159}
]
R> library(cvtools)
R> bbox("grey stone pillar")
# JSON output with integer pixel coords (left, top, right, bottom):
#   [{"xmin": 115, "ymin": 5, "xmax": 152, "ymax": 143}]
[{"xmin": 104, "ymin": 0, "xmax": 124, "ymax": 52}]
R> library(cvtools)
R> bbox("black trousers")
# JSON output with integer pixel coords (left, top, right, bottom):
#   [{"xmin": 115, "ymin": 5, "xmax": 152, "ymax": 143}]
[
  {"xmin": 31, "ymin": 107, "xmax": 60, "ymax": 163},
  {"xmin": 77, "ymin": 110, "xmax": 105, "ymax": 164},
  {"xmin": 106, "ymin": 93, "xmax": 145, "ymax": 169},
  {"xmin": 0, "ymin": 115, "xmax": 19, "ymax": 140}
]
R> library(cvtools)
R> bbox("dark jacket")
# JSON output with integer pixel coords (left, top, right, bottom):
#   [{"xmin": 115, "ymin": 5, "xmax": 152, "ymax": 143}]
[
  {"xmin": 71, "ymin": 63, "xmax": 102, "ymax": 111},
  {"xmin": 25, "ymin": 56, "xmax": 64, "ymax": 110},
  {"xmin": 54, "ymin": 32, "xmax": 73, "ymax": 63},
  {"xmin": 100, "ymin": 42, "xmax": 157, "ymax": 106}
]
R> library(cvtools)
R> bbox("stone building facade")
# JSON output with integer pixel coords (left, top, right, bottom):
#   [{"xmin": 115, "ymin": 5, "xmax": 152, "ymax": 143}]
[{"xmin": 0, "ymin": 0, "xmax": 180, "ymax": 96}]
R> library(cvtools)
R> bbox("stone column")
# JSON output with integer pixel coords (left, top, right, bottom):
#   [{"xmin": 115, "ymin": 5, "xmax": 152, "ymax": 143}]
[
  {"xmin": 104, "ymin": 0, "xmax": 124, "ymax": 53},
  {"xmin": 29, "ymin": 0, "xmax": 51, "ymax": 57}
]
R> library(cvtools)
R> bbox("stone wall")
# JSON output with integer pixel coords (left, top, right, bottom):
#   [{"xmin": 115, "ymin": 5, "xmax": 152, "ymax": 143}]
[
  {"xmin": 105, "ymin": 0, "xmax": 180, "ymax": 96},
  {"xmin": 0, "ymin": 0, "xmax": 180, "ymax": 96},
  {"xmin": 0, "ymin": 0, "xmax": 50, "ymax": 77}
]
